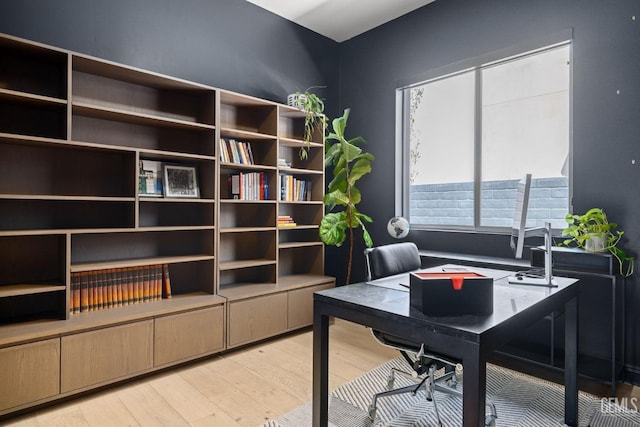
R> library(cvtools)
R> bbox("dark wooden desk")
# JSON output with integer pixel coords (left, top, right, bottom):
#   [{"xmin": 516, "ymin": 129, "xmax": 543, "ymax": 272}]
[{"xmin": 312, "ymin": 265, "xmax": 579, "ymax": 427}]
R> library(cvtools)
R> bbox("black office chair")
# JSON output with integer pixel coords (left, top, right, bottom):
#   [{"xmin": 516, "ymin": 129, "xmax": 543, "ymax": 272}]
[{"xmin": 364, "ymin": 242, "xmax": 497, "ymax": 427}]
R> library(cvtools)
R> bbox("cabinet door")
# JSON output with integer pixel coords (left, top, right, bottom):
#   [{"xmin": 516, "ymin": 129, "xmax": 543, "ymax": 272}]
[
  {"xmin": 228, "ymin": 293, "xmax": 287, "ymax": 347},
  {"xmin": 61, "ymin": 321, "xmax": 153, "ymax": 393},
  {"xmin": 287, "ymin": 282, "xmax": 335, "ymax": 329},
  {"xmin": 0, "ymin": 339, "xmax": 60, "ymax": 413},
  {"xmin": 154, "ymin": 306, "xmax": 225, "ymax": 366}
]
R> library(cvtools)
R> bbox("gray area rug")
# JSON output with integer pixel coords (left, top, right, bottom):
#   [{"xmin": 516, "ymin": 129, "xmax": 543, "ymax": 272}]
[{"xmin": 263, "ymin": 357, "xmax": 640, "ymax": 427}]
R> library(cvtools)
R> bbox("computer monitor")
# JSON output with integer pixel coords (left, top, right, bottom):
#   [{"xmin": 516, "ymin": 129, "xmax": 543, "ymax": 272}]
[
  {"xmin": 507, "ymin": 174, "xmax": 557, "ymax": 287},
  {"xmin": 510, "ymin": 174, "xmax": 532, "ymax": 260}
]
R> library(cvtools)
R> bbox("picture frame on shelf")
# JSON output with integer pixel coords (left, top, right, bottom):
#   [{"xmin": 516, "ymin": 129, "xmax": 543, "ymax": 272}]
[
  {"xmin": 139, "ymin": 159, "xmax": 164, "ymax": 197},
  {"xmin": 163, "ymin": 164, "xmax": 200, "ymax": 198}
]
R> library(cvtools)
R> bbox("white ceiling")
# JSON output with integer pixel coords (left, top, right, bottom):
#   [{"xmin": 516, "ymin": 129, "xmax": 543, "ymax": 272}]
[{"xmin": 246, "ymin": 0, "xmax": 436, "ymax": 42}]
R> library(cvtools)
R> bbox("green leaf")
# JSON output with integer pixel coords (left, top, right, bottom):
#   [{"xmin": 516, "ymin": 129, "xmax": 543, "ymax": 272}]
[
  {"xmin": 349, "ymin": 186, "xmax": 361, "ymax": 205},
  {"xmin": 357, "ymin": 212, "xmax": 373, "ymax": 223},
  {"xmin": 361, "ymin": 223, "xmax": 373, "ymax": 248},
  {"xmin": 332, "ymin": 110, "xmax": 349, "ymax": 138},
  {"xmin": 327, "ymin": 169, "xmax": 347, "ymax": 193},
  {"xmin": 340, "ymin": 139, "xmax": 362, "ymax": 163},
  {"xmin": 324, "ymin": 189, "xmax": 349, "ymax": 207},
  {"xmin": 319, "ymin": 212, "xmax": 348, "ymax": 247},
  {"xmin": 348, "ymin": 158, "xmax": 373, "ymax": 185},
  {"xmin": 347, "ymin": 136, "xmax": 366, "ymax": 146},
  {"xmin": 324, "ymin": 143, "xmax": 340, "ymax": 167}
]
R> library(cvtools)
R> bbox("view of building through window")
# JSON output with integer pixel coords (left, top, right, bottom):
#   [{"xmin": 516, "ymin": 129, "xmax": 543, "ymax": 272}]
[{"xmin": 405, "ymin": 43, "xmax": 571, "ymax": 230}]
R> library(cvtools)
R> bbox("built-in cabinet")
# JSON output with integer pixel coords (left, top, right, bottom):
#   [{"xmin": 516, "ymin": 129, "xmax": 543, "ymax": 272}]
[{"xmin": 0, "ymin": 33, "xmax": 333, "ymax": 417}]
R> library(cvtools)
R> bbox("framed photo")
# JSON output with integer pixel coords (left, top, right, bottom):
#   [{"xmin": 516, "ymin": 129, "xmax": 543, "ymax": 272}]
[{"xmin": 163, "ymin": 164, "xmax": 200, "ymax": 198}]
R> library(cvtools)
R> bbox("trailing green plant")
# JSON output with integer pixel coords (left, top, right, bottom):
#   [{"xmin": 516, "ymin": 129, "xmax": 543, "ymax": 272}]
[
  {"xmin": 291, "ymin": 87, "xmax": 326, "ymax": 160},
  {"xmin": 559, "ymin": 207, "xmax": 634, "ymax": 277},
  {"xmin": 319, "ymin": 108, "xmax": 374, "ymax": 285}
]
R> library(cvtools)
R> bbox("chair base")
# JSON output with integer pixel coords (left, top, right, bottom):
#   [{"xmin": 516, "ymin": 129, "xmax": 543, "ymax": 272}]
[{"xmin": 368, "ymin": 357, "xmax": 498, "ymax": 427}]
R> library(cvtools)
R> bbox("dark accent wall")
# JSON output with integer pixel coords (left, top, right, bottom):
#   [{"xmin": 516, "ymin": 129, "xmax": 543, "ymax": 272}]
[
  {"xmin": 0, "ymin": 0, "xmax": 339, "ymax": 113},
  {"xmin": 337, "ymin": 0, "xmax": 640, "ymax": 380}
]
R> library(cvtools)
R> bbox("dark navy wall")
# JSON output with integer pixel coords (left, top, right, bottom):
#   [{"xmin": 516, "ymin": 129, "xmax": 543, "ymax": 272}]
[
  {"xmin": 0, "ymin": 0, "xmax": 339, "ymax": 113},
  {"xmin": 337, "ymin": 0, "xmax": 640, "ymax": 379}
]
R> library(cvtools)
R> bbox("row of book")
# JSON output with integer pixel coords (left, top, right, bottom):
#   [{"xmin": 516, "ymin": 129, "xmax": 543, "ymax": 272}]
[
  {"xmin": 220, "ymin": 138, "xmax": 255, "ymax": 165},
  {"xmin": 228, "ymin": 172, "xmax": 269, "ymax": 200},
  {"xmin": 278, "ymin": 215, "xmax": 297, "ymax": 228},
  {"xmin": 279, "ymin": 174, "xmax": 313, "ymax": 201},
  {"xmin": 70, "ymin": 264, "xmax": 172, "ymax": 314}
]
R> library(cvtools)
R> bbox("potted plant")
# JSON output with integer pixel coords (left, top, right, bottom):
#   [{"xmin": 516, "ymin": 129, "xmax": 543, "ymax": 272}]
[
  {"xmin": 559, "ymin": 207, "xmax": 634, "ymax": 277},
  {"xmin": 288, "ymin": 86, "xmax": 326, "ymax": 159},
  {"xmin": 319, "ymin": 108, "xmax": 374, "ymax": 284}
]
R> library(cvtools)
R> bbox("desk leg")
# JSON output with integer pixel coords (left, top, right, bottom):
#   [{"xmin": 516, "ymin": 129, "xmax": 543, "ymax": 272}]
[
  {"xmin": 565, "ymin": 296, "xmax": 578, "ymax": 426},
  {"xmin": 463, "ymin": 345, "xmax": 485, "ymax": 427},
  {"xmin": 313, "ymin": 306, "xmax": 329, "ymax": 427}
]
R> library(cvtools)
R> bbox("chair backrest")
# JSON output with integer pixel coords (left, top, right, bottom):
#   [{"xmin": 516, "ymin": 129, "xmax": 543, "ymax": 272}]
[{"xmin": 364, "ymin": 242, "xmax": 421, "ymax": 281}]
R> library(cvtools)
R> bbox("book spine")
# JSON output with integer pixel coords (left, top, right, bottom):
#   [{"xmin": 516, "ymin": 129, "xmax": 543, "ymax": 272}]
[
  {"xmin": 155, "ymin": 265, "xmax": 162, "ymax": 300},
  {"xmin": 80, "ymin": 272, "xmax": 89, "ymax": 312},
  {"xmin": 127, "ymin": 266, "xmax": 135, "ymax": 305},
  {"xmin": 70, "ymin": 273, "xmax": 80, "ymax": 314},
  {"xmin": 143, "ymin": 265, "xmax": 151, "ymax": 302},
  {"xmin": 106, "ymin": 268, "xmax": 114, "ymax": 309},
  {"xmin": 163, "ymin": 264, "xmax": 172, "ymax": 299}
]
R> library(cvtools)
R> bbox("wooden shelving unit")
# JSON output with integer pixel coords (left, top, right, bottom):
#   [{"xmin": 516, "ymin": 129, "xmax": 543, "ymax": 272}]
[{"xmin": 0, "ymin": 32, "xmax": 334, "ymax": 417}]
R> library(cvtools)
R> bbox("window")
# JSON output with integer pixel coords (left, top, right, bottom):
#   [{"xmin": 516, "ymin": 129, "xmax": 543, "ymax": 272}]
[{"xmin": 400, "ymin": 42, "xmax": 571, "ymax": 231}]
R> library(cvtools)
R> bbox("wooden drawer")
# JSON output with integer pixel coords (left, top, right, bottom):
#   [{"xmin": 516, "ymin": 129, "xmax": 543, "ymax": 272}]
[
  {"xmin": 287, "ymin": 282, "xmax": 335, "ymax": 329},
  {"xmin": 61, "ymin": 320, "xmax": 153, "ymax": 393},
  {"xmin": 228, "ymin": 293, "xmax": 287, "ymax": 347},
  {"xmin": 154, "ymin": 305, "xmax": 225, "ymax": 366},
  {"xmin": 0, "ymin": 339, "xmax": 60, "ymax": 413}
]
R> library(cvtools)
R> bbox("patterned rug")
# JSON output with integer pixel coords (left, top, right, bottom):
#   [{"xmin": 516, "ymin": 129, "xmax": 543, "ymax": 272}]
[{"xmin": 263, "ymin": 357, "xmax": 640, "ymax": 427}]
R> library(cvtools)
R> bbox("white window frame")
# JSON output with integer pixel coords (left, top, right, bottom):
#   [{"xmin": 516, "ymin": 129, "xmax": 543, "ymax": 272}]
[{"xmin": 395, "ymin": 31, "xmax": 573, "ymax": 232}]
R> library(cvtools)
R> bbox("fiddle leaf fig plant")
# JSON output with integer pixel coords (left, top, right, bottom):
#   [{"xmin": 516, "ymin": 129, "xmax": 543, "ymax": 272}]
[
  {"xmin": 559, "ymin": 207, "xmax": 634, "ymax": 277},
  {"xmin": 320, "ymin": 108, "xmax": 374, "ymax": 285}
]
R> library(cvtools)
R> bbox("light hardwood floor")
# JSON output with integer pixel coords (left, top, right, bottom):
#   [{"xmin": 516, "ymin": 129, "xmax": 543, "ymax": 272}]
[{"xmin": 2, "ymin": 319, "xmax": 398, "ymax": 427}]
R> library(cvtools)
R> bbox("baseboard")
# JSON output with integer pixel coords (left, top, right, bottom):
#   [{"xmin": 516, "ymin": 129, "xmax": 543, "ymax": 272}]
[{"xmin": 624, "ymin": 365, "xmax": 640, "ymax": 386}]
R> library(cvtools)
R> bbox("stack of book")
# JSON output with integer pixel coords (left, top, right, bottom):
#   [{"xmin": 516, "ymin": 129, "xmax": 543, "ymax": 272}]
[
  {"xmin": 228, "ymin": 172, "xmax": 269, "ymax": 200},
  {"xmin": 278, "ymin": 158, "xmax": 291, "ymax": 168},
  {"xmin": 220, "ymin": 138, "xmax": 255, "ymax": 164},
  {"xmin": 69, "ymin": 264, "xmax": 172, "ymax": 314},
  {"xmin": 279, "ymin": 174, "xmax": 312, "ymax": 201},
  {"xmin": 278, "ymin": 215, "xmax": 297, "ymax": 228}
]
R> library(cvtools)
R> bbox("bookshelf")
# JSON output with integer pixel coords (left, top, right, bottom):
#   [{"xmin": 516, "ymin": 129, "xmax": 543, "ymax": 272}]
[
  {"xmin": 0, "ymin": 32, "xmax": 333, "ymax": 416},
  {"xmin": 277, "ymin": 106, "xmax": 327, "ymax": 286}
]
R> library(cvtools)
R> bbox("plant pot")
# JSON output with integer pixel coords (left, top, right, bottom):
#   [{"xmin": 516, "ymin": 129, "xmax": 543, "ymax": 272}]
[
  {"xmin": 287, "ymin": 93, "xmax": 307, "ymax": 108},
  {"xmin": 584, "ymin": 233, "xmax": 608, "ymax": 253}
]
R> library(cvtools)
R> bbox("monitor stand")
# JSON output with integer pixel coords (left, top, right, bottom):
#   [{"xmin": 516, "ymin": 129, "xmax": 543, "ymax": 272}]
[{"xmin": 508, "ymin": 222, "xmax": 558, "ymax": 287}]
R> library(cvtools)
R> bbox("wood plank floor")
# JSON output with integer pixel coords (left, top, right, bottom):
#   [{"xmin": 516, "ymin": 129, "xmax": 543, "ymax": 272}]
[
  {"xmin": 2, "ymin": 319, "xmax": 398, "ymax": 427},
  {"xmin": 4, "ymin": 319, "xmax": 639, "ymax": 426}
]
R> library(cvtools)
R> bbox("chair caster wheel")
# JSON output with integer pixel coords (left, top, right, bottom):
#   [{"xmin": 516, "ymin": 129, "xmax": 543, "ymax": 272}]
[
  {"xmin": 485, "ymin": 402, "xmax": 498, "ymax": 426},
  {"xmin": 386, "ymin": 372, "xmax": 395, "ymax": 390},
  {"xmin": 368, "ymin": 404, "xmax": 377, "ymax": 421}
]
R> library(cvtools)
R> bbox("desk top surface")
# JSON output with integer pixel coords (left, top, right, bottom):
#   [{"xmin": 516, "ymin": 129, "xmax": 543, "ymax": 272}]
[{"xmin": 315, "ymin": 264, "xmax": 578, "ymax": 339}]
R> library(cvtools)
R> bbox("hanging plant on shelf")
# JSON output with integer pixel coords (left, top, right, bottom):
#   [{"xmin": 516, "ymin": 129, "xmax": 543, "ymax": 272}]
[
  {"xmin": 288, "ymin": 86, "xmax": 327, "ymax": 160},
  {"xmin": 319, "ymin": 108, "xmax": 374, "ymax": 285}
]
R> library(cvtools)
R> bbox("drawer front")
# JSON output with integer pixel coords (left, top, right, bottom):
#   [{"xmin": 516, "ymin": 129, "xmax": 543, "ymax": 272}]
[
  {"xmin": 287, "ymin": 282, "xmax": 335, "ymax": 329},
  {"xmin": 0, "ymin": 339, "xmax": 60, "ymax": 412},
  {"xmin": 154, "ymin": 305, "xmax": 225, "ymax": 366},
  {"xmin": 61, "ymin": 320, "xmax": 153, "ymax": 393},
  {"xmin": 228, "ymin": 293, "xmax": 287, "ymax": 347}
]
